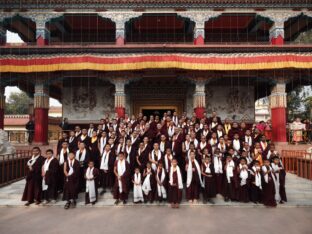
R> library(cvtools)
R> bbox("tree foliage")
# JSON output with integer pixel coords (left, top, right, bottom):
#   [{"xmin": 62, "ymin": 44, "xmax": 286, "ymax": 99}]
[
  {"xmin": 5, "ymin": 92, "xmax": 32, "ymax": 115},
  {"xmin": 287, "ymin": 86, "xmax": 312, "ymax": 121}
]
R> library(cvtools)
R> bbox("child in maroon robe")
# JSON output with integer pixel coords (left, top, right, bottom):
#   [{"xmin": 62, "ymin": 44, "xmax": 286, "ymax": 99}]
[
  {"xmin": 223, "ymin": 155, "xmax": 237, "ymax": 202},
  {"xmin": 63, "ymin": 152, "xmax": 80, "ymax": 209},
  {"xmin": 271, "ymin": 156, "xmax": 287, "ymax": 204},
  {"xmin": 142, "ymin": 162, "xmax": 156, "ymax": 203},
  {"xmin": 261, "ymin": 159, "xmax": 277, "ymax": 207},
  {"xmin": 22, "ymin": 147, "xmax": 45, "ymax": 206},
  {"xmin": 185, "ymin": 151, "xmax": 203, "ymax": 203},
  {"xmin": 250, "ymin": 160, "xmax": 262, "ymax": 204},
  {"xmin": 113, "ymin": 153, "xmax": 130, "ymax": 205},
  {"xmin": 42, "ymin": 149, "xmax": 59, "ymax": 204},
  {"xmin": 213, "ymin": 148, "xmax": 223, "ymax": 196},
  {"xmin": 85, "ymin": 160, "xmax": 100, "ymax": 205},
  {"xmin": 201, "ymin": 156, "xmax": 216, "ymax": 204},
  {"xmin": 155, "ymin": 161, "xmax": 167, "ymax": 203},
  {"xmin": 237, "ymin": 157, "xmax": 250, "ymax": 203},
  {"xmin": 168, "ymin": 158, "xmax": 183, "ymax": 208}
]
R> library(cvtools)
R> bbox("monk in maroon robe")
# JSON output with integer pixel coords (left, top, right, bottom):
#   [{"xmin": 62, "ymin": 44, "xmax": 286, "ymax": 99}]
[
  {"xmin": 261, "ymin": 159, "xmax": 277, "ymax": 207},
  {"xmin": 237, "ymin": 158, "xmax": 250, "ymax": 203},
  {"xmin": 201, "ymin": 156, "xmax": 216, "ymax": 204},
  {"xmin": 22, "ymin": 147, "xmax": 45, "ymax": 206},
  {"xmin": 63, "ymin": 152, "xmax": 80, "ymax": 209},
  {"xmin": 168, "ymin": 159, "xmax": 183, "ymax": 208},
  {"xmin": 42, "ymin": 149, "xmax": 59, "ymax": 204},
  {"xmin": 113, "ymin": 153, "xmax": 130, "ymax": 205},
  {"xmin": 85, "ymin": 160, "xmax": 100, "ymax": 205}
]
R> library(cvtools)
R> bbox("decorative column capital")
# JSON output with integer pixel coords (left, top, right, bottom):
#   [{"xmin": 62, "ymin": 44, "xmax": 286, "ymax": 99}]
[
  {"xmin": 270, "ymin": 82, "xmax": 287, "ymax": 109},
  {"xmin": 109, "ymin": 77, "xmax": 131, "ymax": 108},
  {"xmin": 34, "ymin": 80, "xmax": 49, "ymax": 109}
]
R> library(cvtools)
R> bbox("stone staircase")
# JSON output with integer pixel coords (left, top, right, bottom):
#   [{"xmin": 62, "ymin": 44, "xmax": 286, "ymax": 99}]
[{"xmin": 0, "ymin": 173, "xmax": 311, "ymax": 207}]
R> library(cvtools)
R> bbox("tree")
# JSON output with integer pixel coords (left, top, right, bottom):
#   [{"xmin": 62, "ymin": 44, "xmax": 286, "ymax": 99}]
[
  {"xmin": 287, "ymin": 86, "xmax": 312, "ymax": 121},
  {"xmin": 5, "ymin": 92, "xmax": 32, "ymax": 115}
]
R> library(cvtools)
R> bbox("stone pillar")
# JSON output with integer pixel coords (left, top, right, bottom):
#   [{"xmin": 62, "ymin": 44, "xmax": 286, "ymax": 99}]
[
  {"xmin": 112, "ymin": 79, "xmax": 127, "ymax": 118},
  {"xmin": 33, "ymin": 80, "xmax": 49, "ymax": 144},
  {"xmin": 270, "ymin": 80, "xmax": 287, "ymax": 142},
  {"xmin": 270, "ymin": 20, "xmax": 285, "ymax": 45},
  {"xmin": 0, "ymin": 86, "xmax": 5, "ymax": 129},
  {"xmin": 115, "ymin": 21, "xmax": 125, "ymax": 45},
  {"xmin": 0, "ymin": 25, "xmax": 6, "ymax": 45},
  {"xmin": 193, "ymin": 79, "xmax": 206, "ymax": 119}
]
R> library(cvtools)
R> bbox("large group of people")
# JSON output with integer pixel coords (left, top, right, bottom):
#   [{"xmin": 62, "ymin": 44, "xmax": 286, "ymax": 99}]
[{"xmin": 22, "ymin": 111, "xmax": 287, "ymax": 209}]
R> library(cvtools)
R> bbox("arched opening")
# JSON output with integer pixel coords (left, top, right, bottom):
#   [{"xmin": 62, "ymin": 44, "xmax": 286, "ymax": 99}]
[
  {"xmin": 204, "ymin": 13, "xmax": 273, "ymax": 44},
  {"xmin": 1, "ymin": 15, "xmax": 36, "ymax": 44},
  {"xmin": 284, "ymin": 14, "xmax": 312, "ymax": 44},
  {"xmin": 125, "ymin": 13, "xmax": 194, "ymax": 43},
  {"xmin": 46, "ymin": 14, "xmax": 116, "ymax": 44}
]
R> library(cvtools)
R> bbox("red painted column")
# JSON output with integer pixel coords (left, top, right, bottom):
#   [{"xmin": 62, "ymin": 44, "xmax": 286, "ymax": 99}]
[
  {"xmin": 113, "ymin": 78, "xmax": 127, "ymax": 119},
  {"xmin": 270, "ymin": 82, "xmax": 287, "ymax": 142},
  {"xmin": 33, "ymin": 82, "xmax": 49, "ymax": 145},
  {"xmin": 0, "ymin": 87, "xmax": 5, "ymax": 129},
  {"xmin": 36, "ymin": 21, "xmax": 49, "ymax": 46},
  {"xmin": 193, "ymin": 78, "xmax": 206, "ymax": 119}
]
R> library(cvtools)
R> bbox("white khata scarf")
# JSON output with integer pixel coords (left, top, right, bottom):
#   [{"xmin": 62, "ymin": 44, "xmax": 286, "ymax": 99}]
[
  {"xmin": 42, "ymin": 157, "xmax": 54, "ymax": 191},
  {"xmin": 205, "ymin": 163, "xmax": 211, "ymax": 174},
  {"xmin": 151, "ymin": 150, "xmax": 162, "ymax": 171},
  {"xmin": 169, "ymin": 166, "xmax": 183, "ymax": 189},
  {"xmin": 85, "ymin": 167, "xmax": 96, "ymax": 202},
  {"xmin": 271, "ymin": 163, "xmax": 281, "ymax": 202},
  {"xmin": 213, "ymin": 155, "xmax": 223, "ymax": 174},
  {"xmin": 67, "ymin": 158, "xmax": 75, "ymax": 176},
  {"xmin": 117, "ymin": 160, "xmax": 126, "ymax": 193},
  {"xmin": 133, "ymin": 173, "xmax": 144, "ymax": 202},
  {"xmin": 226, "ymin": 160, "xmax": 235, "ymax": 183},
  {"xmin": 251, "ymin": 166, "xmax": 262, "ymax": 189},
  {"xmin": 199, "ymin": 142, "xmax": 207, "ymax": 150},
  {"xmin": 100, "ymin": 150, "xmax": 110, "ymax": 170},
  {"xmin": 156, "ymin": 168, "xmax": 166, "ymax": 198},
  {"xmin": 142, "ymin": 168, "xmax": 152, "ymax": 195},
  {"xmin": 160, "ymin": 141, "xmax": 165, "ymax": 153},
  {"xmin": 164, "ymin": 154, "xmax": 172, "ymax": 173},
  {"xmin": 75, "ymin": 149, "xmax": 86, "ymax": 163},
  {"xmin": 184, "ymin": 140, "xmax": 190, "ymax": 151},
  {"xmin": 186, "ymin": 159, "xmax": 203, "ymax": 188},
  {"xmin": 100, "ymin": 137, "xmax": 107, "ymax": 154},
  {"xmin": 59, "ymin": 148, "xmax": 69, "ymax": 165},
  {"xmin": 27, "ymin": 155, "xmax": 40, "ymax": 168},
  {"xmin": 125, "ymin": 146, "xmax": 132, "ymax": 164},
  {"xmin": 239, "ymin": 164, "xmax": 249, "ymax": 186}
]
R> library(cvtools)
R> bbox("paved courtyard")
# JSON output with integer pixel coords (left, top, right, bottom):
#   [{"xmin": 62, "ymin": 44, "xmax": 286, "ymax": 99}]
[{"xmin": 0, "ymin": 206, "xmax": 312, "ymax": 234}]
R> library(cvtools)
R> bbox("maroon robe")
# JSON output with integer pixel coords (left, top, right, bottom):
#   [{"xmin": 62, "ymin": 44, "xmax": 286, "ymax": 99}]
[
  {"xmin": 237, "ymin": 167, "xmax": 250, "ymax": 203},
  {"xmin": 155, "ymin": 168, "xmax": 168, "ymax": 201},
  {"xmin": 202, "ymin": 163, "xmax": 216, "ymax": 200},
  {"xmin": 113, "ymin": 160, "xmax": 130, "ymax": 200},
  {"xmin": 22, "ymin": 155, "xmax": 45, "ymax": 203},
  {"xmin": 62, "ymin": 159, "xmax": 80, "ymax": 201},
  {"xmin": 262, "ymin": 166, "xmax": 277, "ymax": 207},
  {"xmin": 142, "ymin": 168, "xmax": 156, "ymax": 202},
  {"xmin": 168, "ymin": 170, "xmax": 182, "ymax": 203},
  {"xmin": 186, "ymin": 161, "xmax": 201, "ymax": 200},
  {"xmin": 42, "ymin": 157, "xmax": 59, "ymax": 201},
  {"xmin": 85, "ymin": 167, "xmax": 100, "ymax": 204}
]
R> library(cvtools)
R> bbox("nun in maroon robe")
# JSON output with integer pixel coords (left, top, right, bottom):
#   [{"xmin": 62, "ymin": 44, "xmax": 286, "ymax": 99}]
[
  {"xmin": 63, "ymin": 153, "xmax": 80, "ymax": 209},
  {"xmin": 22, "ymin": 147, "xmax": 45, "ymax": 206},
  {"xmin": 113, "ymin": 153, "xmax": 130, "ymax": 205},
  {"xmin": 201, "ymin": 156, "xmax": 216, "ymax": 203},
  {"xmin": 42, "ymin": 149, "xmax": 59, "ymax": 203},
  {"xmin": 261, "ymin": 159, "xmax": 277, "ymax": 207},
  {"xmin": 168, "ymin": 159, "xmax": 183, "ymax": 208}
]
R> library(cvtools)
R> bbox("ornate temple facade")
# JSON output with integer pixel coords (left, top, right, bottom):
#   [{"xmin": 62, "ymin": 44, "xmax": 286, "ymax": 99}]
[{"xmin": 0, "ymin": 0, "xmax": 311, "ymax": 144}]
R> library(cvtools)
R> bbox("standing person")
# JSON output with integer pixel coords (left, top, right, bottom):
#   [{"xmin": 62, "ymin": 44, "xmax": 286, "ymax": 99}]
[
  {"xmin": 113, "ymin": 153, "xmax": 130, "ymax": 205},
  {"xmin": 250, "ymin": 160, "xmax": 262, "ymax": 204},
  {"xmin": 185, "ymin": 151, "xmax": 203, "ymax": 204},
  {"xmin": 291, "ymin": 118, "xmax": 306, "ymax": 144},
  {"xmin": 223, "ymin": 155, "xmax": 236, "ymax": 202},
  {"xmin": 271, "ymin": 156, "xmax": 287, "ymax": 204},
  {"xmin": 42, "ymin": 149, "xmax": 59, "ymax": 204},
  {"xmin": 63, "ymin": 152, "xmax": 80, "ymax": 209},
  {"xmin": 59, "ymin": 117, "xmax": 70, "ymax": 132},
  {"xmin": 100, "ymin": 144, "xmax": 113, "ymax": 194},
  {"xmin": 75, "ymin": 143, "xmax": 90, "ymax": 192},
  {"xmin": 85, "ymin": 160, "xmax": 100, "ymax": 205},
  {"xmin": 68, "ymin": 130, "xmax": 78, "ymax": 152},
  {"xmin": 168, "ymin": 158, "xmax": 183, "ymax": 208},
  {"xmin": 142, "ymin": 162, "xmax": 156, "ymax": 203},
  {"xmin": 57, "ymin": 142, "xmax": 69, "ymax": 193},
  {"xmin": 25, "ymin": 116, "xmax": 35, "ymax": 144},
  {"xmin": 201, "ymin": 156, "xmax": 216, "ymax": 204},
  {"xmin": 155, "ymin": 161, "xmax": 167, "ymax": 203},
  {"xmin": 261, "ymin": 159, "xmax": 277, "ymax": 207},
  {"xmin": 237, "ymin": 158, "xmax": 250, "ymax": 203},
  {"xmin": 89, "ymin": 131, "xmax": 100, "ymax": 169},
  {"xmin": 132, "ymin": 167, "xmax": 144, "ymax": 203},
  {"xmin": 22, "ymin": 147, "xmax": 45, "ymax": 206},
  {"xmin": 213, "ymin": 148, "xmax": 223, "ymax": 196}
]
